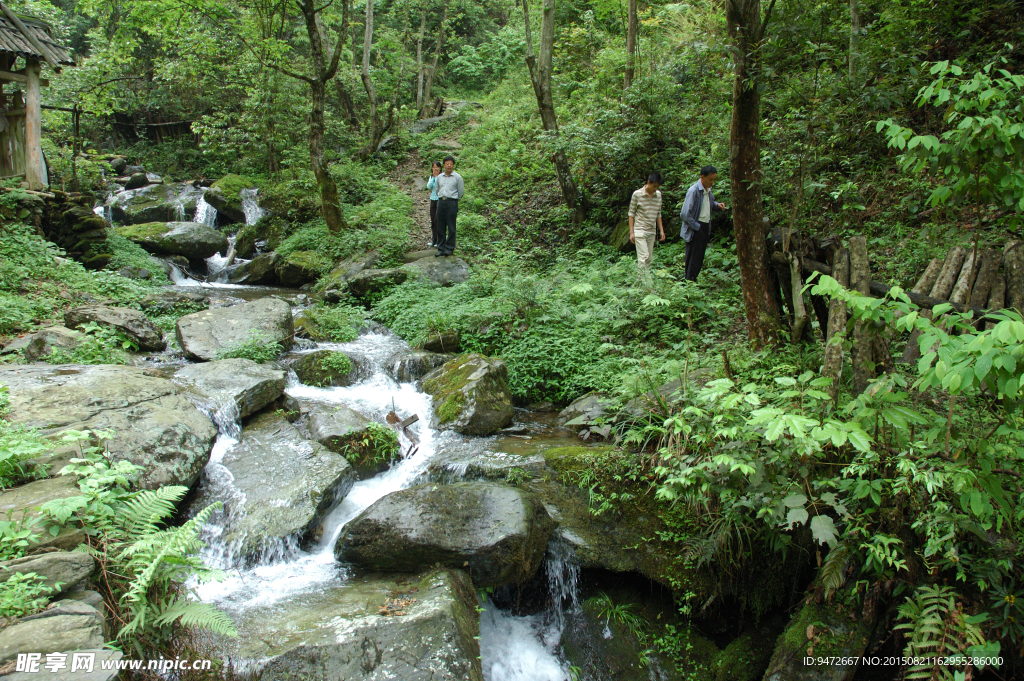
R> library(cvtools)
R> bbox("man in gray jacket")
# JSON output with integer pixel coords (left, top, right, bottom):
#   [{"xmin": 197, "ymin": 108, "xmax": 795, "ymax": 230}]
[
  {"xmin": 434, "ymin": 155, "xmax": 465, "ymax": 257},
  {"xmin": 679, "ymin": 165, "xmax": 726, "ymax": 281}
]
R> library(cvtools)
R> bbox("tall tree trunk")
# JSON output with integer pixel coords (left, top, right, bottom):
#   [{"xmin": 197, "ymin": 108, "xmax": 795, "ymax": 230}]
[
  {"xmin": 416, "ymin": 10, "xmax": 426, "ymax": 108},
  {"xmin": 523, "ymin": 0, "xmax": 583, "ymax": 223},
  {"xmin": 727, "ymin": 0, "xmax": 779, "ymax": 347},
  {"xmin": 335, "ymin": 0, "xmax": 360, "ymax": 127},
  {"xmin": 357, "ymin": 0, "xmax": 384, "ymax": 159},
  {"xmin": 849, "ymin": 0, "xmax": 859, "ymax": 80},
  {"xmin": 299, "ymin": 0, "xmax": 347, "ymax": 232},
  {"xmin": 624, "ymin": 0, "xmax": 637, "ymax": 90},
  {"xmin": 420, "ymin": 2, "xmax": 448, "ymax": 118}
]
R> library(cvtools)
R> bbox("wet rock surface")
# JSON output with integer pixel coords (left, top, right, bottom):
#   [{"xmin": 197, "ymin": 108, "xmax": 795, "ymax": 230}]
[
  {"xmin": 173, "ymin": 358, "xmax": 285, "ymax": 418},
  {"xmin": 64, "ymin": 304, "xmax": 166, "ymax": 351},
  {"xmin": 337, "ymin": 481, "xmax": 555, "ymax": 588},
  {"xmin": 225, "ymin": 569, "xmax": 482, "ymax": 681},
  {"xmin": 187, "ymin": 411, "xmax": 355, "ymax": 561},
  {"xmin": 115, "ymin": 221, "xmax": 228, "ymax": 262}
]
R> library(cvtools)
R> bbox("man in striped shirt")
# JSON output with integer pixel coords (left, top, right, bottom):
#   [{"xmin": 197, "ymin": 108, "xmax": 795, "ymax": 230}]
[{"xmin": 628, "ymin": 172, "xmax": 666, "ymax": 269}]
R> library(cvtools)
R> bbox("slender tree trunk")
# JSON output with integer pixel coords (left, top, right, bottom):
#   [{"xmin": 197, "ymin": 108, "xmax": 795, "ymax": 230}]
[
  {"xmin": 299, "ymin": 0, "xmax": 347, "ymax": 232},
  {"xmin": 523, "ymin": 0, "xmax": 583, "ymax": 223},
  {"xmin": 727, "ymin": 0, "xmax": 779, "ymax": 347},
  {"xmin": 420, "ymin": 2, "xmax": 448, "ymax": 118},
  {"xmin": 335, "ymin": 0, "xmax": 360, "ymax": 128},
  {"xmin": 416, "ymin": 10, "xmax": 426, "ymax": 108},
  {"xmin": 849, "ymin": 0, "xmax": 859, "ymax": 80},
  {"xmin": 624, "ymin": 0, "xmax": 637, "ymax": 90},
  {"xmin": 357, "ymin": 0, "xmax": 384, "ymax": 159}
]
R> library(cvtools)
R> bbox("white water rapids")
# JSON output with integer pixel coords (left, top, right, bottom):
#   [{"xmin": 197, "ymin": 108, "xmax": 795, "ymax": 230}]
[{"xmin": 188, "ymin": 328, "xmax": 575, "ymax": 679}]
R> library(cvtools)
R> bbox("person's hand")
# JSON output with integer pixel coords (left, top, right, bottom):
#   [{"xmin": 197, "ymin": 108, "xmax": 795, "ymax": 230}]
[
  {"xmin": 432, "ymin": 167, "xmax": 440, "ymax": 177},
  {"xmin": 629, "ymin": 231, "xmax": 635, "ymax": 244},
  {"xmin": 717, "ymin": 202, "xmax": 726, "ymax": 210},
  {"xmin": 659, "ymin": 231, "xmax": 666, "ymax": 242}
]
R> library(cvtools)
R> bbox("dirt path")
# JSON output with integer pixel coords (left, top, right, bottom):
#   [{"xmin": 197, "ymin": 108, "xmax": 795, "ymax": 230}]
[{"xmin": 392, "ymin": 150, "xmax": 433, "ymax": 249}]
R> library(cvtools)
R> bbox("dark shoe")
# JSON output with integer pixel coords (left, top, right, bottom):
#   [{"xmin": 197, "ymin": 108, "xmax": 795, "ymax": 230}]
[{"xmin": 436, "ymin": 251, "xmax": 445, "ymax": 257}]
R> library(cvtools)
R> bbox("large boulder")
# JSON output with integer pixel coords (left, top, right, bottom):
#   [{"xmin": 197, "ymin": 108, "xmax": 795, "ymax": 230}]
[
  {"xmin": 337, "ymin": 482, "xmax": 556, "ymax": 588},
  {"xmin": 107, "ymin": 183, "xmax": 199, "ymax": 225},
  {"xmin": 115, "ymin": 221, "xmax": 228, "ymax": 262},
  {"xmin": 204, "ymin": 174, "xmax": 257, "ymax": 224},
  {"xmin": 422, "ymin": 354, "xmax": 514, "ymax": 436},
  {"xmin": 173, "ymin": 358, "xmax": 285, "ymax": 418},
  {"xmin": 186, "ymin": 411, "xmax": 355, "ymax": 562},
  {"xmin": 0, "ymin": 364, "xmax": 217, "ymax": 490},
  {"xmin": 348, "ymin": 267, "xmax": 408, "ymax": 298},
  {"xmin": 606, "ymin": 217, "xmax": 633, "ymax": 252},
  {"xmin": 0, "ymin": 600, "xmax": 106, "ymax": 663},
  {"xmin": 228, "ymin": 252, "xmax": 279, "ymax": 285},
  {"xmin": 557, "ymin": 392, "xmax": 614, "ymax": 427},
  {"xmin": 289, "ymin": 350, "xmax": 358, "ymax": 387},
  {"xmin": 423, "ymin": 331, "xmax": 460, "ymax": 353},
  {"xmin": 0, "ymin": 551, "xmax": 94, "ymax": 596},
  {"xmin": 225, "ymin": 569, "xmax": 482, "ymax": 681},
  {"xmin": 275, "ymin": 250, "xmax": 325, "ymax": 287},
  {"xmin": 391, "ymin": 350, "xmax": 453, "ymax": 383},
  {"xmin": 403, "ymin": 255, "xmax": 471, "ymax": 287},
  {"xmin": 0, "ymin": 476, "xmax": 84, "ymax": 551},
  {"xmin": 3, "ymin": 326, "xmax": 85, "ymax": 362},
  {"xmin": 124, "ymin": 171, "xmax": 148, "ymax": 190},
  {"xmin": 175, "ymin": 297, "xmax": 293, "ymax": 362},
  {"xmin": 305, "ymin": 405, "xmax": 395, "ymax": 479},
  {"xmin": 64, "ymin": 304, "xmax": 166, "ymax": 352}
]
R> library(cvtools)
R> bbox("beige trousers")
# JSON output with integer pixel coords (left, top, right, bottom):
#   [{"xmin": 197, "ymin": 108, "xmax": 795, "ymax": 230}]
[{"xmin": 635, "ymin": 230, "xmax": 656, "ymax": 268}]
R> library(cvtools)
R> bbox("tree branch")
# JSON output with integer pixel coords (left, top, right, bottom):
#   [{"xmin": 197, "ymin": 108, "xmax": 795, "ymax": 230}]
[{"xmin": 759, "ymin": 0, "xmax": 778, "ymax": 41}]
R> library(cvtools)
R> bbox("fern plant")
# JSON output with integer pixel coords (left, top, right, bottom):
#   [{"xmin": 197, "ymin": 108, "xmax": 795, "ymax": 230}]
[
  {"xmin": 38, "ymin": 430, "xmax": 236, "ymax": 656},
  {"xmin": 895, "ymin": 585, "xmax": 993, "ymax": 680}
]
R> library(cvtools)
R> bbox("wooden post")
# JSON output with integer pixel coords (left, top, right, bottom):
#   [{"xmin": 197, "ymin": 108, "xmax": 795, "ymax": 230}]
[
  {"xmin": 24, "ymin": 59, "xmax": 43, "ymax": 190},
  {"xmin": 822, "ymin": 247, "xmax": 850, "ymax": 402},
  {"xmin": 986, "ymin": 275, "xmax": 1006, "ymax": 331},
  {"xmin": 1003, "ymin": 240, "xmax": 1024, "ymax": 313},
  {"xmin": 968, "ymin": 249, "xmax": 1000, "ymax": 311},
  {"xmin": 900, "ymin": 246, "xmax": 966, "ymax": 365}
]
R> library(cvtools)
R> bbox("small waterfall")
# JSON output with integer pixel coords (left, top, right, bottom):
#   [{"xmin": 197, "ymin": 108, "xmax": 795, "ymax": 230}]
[
  {"xmin": 240, "ymin": 188, "xmax": 265, "ymax": 225},
  {"xmin": 173, "ymin": 199, "xmax": 187, "ymax": 222},
  {"xmin": 206, "ymin": 236, "xmax": 236, "ymax": 281},
  {"xmin": 479, "ymin": 543, "xmax": 579, "ymax": 681},
  {"xmin": 194, "ymin": 193, "xmax": 217, "ymax": 227}
]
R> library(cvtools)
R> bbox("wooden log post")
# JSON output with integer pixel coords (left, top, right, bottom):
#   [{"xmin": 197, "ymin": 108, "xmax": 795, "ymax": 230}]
[
  {"xmin": 968, "ymin": 249, "xmax": 1000, "ymax": 311},
  {"xmin": 822, "ymin": 247, "xmax": 850, "ymax": 402},
  {"xmin": 849, "ymin": 236, "xmax": 873, "ymax": 393},
  {"xmin": 24, "ymin": 60, "xmax": 43, "ymax": 190},
  {"xmin": 949, "ymin": 250, "xmax": 978, "ymax": 305},
  {"xmin": 900, "ymin": 246, "xmax": 966, "ymax": 365},
  {"xmin": 986, "ymin": 275, "xmax": 1006, "ymax": 331},
  {"xmin": 914, "ymin": 258, "xmax": 943, "ymax": 297},
  {"xmin": 1004, "ymin": 240, "xmax": 1024, "ymax": 313}
]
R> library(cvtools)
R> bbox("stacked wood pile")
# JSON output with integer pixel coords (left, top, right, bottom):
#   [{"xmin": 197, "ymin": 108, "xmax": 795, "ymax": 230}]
[{"xmin": 766, "ymin": 232, "xmax": 1024, "ymax": 396}]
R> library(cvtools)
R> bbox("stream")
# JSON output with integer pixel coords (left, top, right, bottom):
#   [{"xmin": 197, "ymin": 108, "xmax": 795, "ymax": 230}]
[{"xmin": 126, "ymin": 186, "xmax": 579, "ymax": 679}]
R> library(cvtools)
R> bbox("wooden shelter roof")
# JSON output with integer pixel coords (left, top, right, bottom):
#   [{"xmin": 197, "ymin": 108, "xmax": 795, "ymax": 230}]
[{"xmin": 0, "ymin": 3, "xmax": 74, "ymax": 69}]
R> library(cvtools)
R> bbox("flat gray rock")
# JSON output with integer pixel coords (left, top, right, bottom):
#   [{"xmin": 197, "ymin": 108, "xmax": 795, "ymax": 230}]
[
  {"xmin": 337, "ymin": 482, "xmax": 555, "ymax": 588},
  {"xmin": 175, "ymin": 297, "xmax": 293, "ymax": 362},
  {"xmin": 0, "ymin": 603, "xmax": 104, "ymax": 664},
  {"xmin": 0, "ymin": 552, "xmax": 94, "ymax": 596},
  {"xmin": 3, "ymin": 326, "xmax": 85, "ymax": 362},
  {"xmin": 0, "ymin": 477, "xmax": 84, "ymax": 551},
  {"xmin": 402, "ymin": 256, "xmax": 470, "ymax": 287},
  {"xmin": 0, "ymin": 364, "xmax": 217, "ymax": 490},
  {"xmin": 173, "ymin": 358, "xmax": 285, "ymax": 418}
]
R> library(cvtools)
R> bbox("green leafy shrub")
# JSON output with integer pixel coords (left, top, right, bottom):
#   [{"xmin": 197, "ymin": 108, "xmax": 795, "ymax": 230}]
[
  {"xmin": 301, "ymin": 303, "xmax": 364, "ymax": 342},
  {"xmin": 0, "ymin": 384, "xmax": 49, "ymax": 489},
  {"xmin": 102, "ymin": 233, "xmax": 171, "ymax": 285},
  {"xmin": 338, "ymin": 422, "xmax": 400, "ymax": 468},
  {"xmin": 0, "ymin": 519, "xmax": 41, "ymax": 561},
  {"xmin": 46, "ymin": 321, "xmax": 136, "ymax": 365},
  {"xmin": 0, "ymin": 572, "xmax": 57, "ymax": 618},
  {"xmin": 215, "ymin": 332, "xmax": 282, "ymax": 363}
]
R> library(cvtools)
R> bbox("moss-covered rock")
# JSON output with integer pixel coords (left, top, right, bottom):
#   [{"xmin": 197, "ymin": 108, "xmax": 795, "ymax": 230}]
[
  {"xmin": 715, "ymin": 632, "xmax": 775, "ymax": 681},
  {"xmin": 116, "ymin": 221, "xmax": 228, "ymax": 262},
  {"xmin": 276, "ymin": 249, "xmax": 329, "ymax": 287},
  {"xmin": 422, "ymin": 353, "xmax": 514, "ymax": 436},
  {"xmin": 290, "ymin": 349, "xmax": 357, "ymax": 387},
  {"xmin": 205, "ymin": 173, "xmax": 258, "ymax": 223}
]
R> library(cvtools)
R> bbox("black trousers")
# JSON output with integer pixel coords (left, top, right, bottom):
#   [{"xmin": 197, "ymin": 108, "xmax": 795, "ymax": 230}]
[
  {"xmin": 684, "ymin": 222, "xmax": 710, "ymax": 281},
  {"xmin": 429, "ymin": 199, "xmax": 439, "ymax": 245},
  {"xmin": 436, "ymin": 198, "xmax": 458, "ymax": 255}
]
